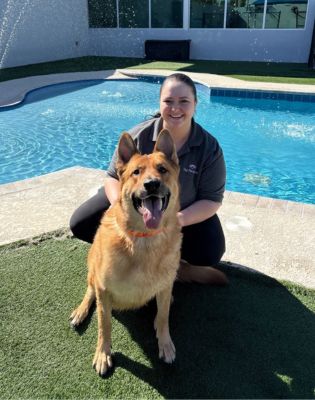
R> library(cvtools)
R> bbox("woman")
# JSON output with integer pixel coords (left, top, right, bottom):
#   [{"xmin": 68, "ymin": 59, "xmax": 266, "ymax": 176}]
[{"xmin": 70, "ymin": 73, "xmax": 226, "ymax": 283}]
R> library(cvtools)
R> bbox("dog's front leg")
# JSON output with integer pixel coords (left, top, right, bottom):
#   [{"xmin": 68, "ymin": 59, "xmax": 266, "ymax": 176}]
[
  {"xmin": 155, "ymin": 285, "xmax": 176, "ymax": 363},
  {"xmin": 93, "ymin": 287, "xmax": 113, "ymax": 376}
]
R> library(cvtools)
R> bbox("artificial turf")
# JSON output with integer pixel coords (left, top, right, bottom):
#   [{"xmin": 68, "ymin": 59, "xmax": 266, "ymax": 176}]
[
  {"xmin": 1, "ymin": 56, "xmax": 315, "ymax": 85},
  {"xmin": 1, "ymin": 236, "xmax": 315, "ymax": 399}
]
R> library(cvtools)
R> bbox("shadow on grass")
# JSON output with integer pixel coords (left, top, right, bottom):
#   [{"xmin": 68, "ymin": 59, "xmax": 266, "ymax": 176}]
[
  {"xmin": 1, "ymin": 56, "xmax": 315, "ymax": 84},
  {"xmin": 173, "ymin": 60, "xmax": 315, "ymax": 79},
  {"xmin": 70, "ymin": 302, "xmax": 96, "ymax": 336},
  {"xmin": 0, "ymin": 56, "xmax": 152, "ymax": 83},
  {"xmin": 112, "ymin": 265, "xmax": 315, "ymax": 399},
  {"xmin": 1, "ymin": 238, "xmax": 314, "ymax": 398}
]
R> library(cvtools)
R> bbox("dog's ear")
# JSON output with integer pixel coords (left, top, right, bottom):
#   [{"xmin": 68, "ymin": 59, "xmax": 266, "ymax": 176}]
[
  {"xmin": 117, "ymin": 132, "xmax": 138, "ymax": 165},
  {"xmin": 154, "ymin": 129, "xmax": 178, "ymax": 164}
]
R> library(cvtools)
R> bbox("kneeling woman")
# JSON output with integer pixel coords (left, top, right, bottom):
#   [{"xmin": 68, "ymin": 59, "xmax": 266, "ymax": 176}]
[{"xmin": 70, "ymin": 73, "xmax": 227, "ymax": 283}]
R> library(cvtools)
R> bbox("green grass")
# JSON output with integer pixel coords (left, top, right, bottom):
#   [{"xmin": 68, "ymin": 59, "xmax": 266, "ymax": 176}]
[
  {"xmin": 1, "ymin": 56, "xmax": 315, "ymax": 85},
  {"xmin": 1, "ymin": 236, "xmax": 315, "ymax": 399}
]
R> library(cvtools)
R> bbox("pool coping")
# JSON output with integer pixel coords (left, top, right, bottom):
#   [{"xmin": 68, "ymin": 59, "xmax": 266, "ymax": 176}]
[
  {"xmin": 0, "ymin": 70, "xmax": 128, "ymax": 108},
  {"xmin": 0, "ymin": 69, "xmax": 314, "ymax": 289}
]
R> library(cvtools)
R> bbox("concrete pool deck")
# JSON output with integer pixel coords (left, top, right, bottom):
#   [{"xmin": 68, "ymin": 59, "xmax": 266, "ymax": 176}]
[
  {"xmin": 2, "ymin": 68, "xmax": 315, "ymax": 107},
  {"xmin": 0, "ymin": 69, "xmax": 314, "ymax": 290}
]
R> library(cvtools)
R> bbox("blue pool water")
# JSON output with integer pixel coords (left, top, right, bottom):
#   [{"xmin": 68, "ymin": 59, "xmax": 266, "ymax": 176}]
[{"xmin": 0, "ymin": 79, "xmax": 314, "ymax": 204}]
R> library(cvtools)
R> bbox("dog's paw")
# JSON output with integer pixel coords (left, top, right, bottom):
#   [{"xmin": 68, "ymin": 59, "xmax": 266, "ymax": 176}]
[
  {"xmin": 69, "ymin": 307, "xmax": 87, "ymax": 328},
  {"xmin": 93, "ymin": 349, "xmax": 113, "ymax": 377},
  {"xmin": 158, "ymin": 337, "xmax": 176, "ymax": 364}
]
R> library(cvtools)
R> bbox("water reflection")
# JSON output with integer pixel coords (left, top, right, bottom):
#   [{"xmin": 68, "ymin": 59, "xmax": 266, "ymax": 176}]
[{"xmin": 227, "ymin": 0, "xmax": 308, "ymax": 29}]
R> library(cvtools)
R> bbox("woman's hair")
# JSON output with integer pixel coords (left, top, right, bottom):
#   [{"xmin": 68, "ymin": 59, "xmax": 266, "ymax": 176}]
[
  {"xmin": 152, "ymin": 73, "xmax": 197, "ymax": 118},
  {"xmin": 160, "ymin": 73, "xmax": 197, "ymax": 102}
]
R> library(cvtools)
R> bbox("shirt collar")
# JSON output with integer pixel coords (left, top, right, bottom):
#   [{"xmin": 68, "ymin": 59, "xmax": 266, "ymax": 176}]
[
  {"xmin": 152, "ymin": 117, "xmax": 203, "ymax": 146},
  {"xmin": 152, "ymin": 117, "xmax": 203, "ymax": 157},
  {"xmin": 152, "ymin": 117, "xmax": 163, "ymax": 141}
]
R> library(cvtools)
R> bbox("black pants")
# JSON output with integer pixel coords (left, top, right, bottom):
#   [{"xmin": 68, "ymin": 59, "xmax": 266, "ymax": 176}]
[{"xmin": 70, "ymin": 188, "xmax": 225, "ymax": 266}]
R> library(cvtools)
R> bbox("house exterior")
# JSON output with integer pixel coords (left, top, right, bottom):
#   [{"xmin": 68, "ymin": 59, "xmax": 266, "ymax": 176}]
[{"xmin": 0, "ymin": 0, "xmax": 314, "ymax": 69}]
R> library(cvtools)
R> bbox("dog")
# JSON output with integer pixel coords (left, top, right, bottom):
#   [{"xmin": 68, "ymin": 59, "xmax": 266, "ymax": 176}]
[{"xmin": 70, "ymin": 129, "xmax": 182, "ymax": 376}]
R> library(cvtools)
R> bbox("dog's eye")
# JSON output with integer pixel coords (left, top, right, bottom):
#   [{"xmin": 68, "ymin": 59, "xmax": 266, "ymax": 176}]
[
  {"xmin": 133, "ymin": 168, "xmax": 140, "ymax": 175},
  {"xmin": 157, "ymin": 165, "xmax": 168, "ymax": 174}
]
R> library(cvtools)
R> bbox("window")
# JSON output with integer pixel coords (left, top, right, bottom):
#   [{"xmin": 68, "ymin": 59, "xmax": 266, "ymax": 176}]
[
  {"xmin": 265, "ymin": 0, "xmax": 308, "ymax": 29},
  {"xmin": 88, "ymin": 0, "xmax": 117, "ymax": 28},
  {"xmin": 87, "ymin": 0, "xmax": 309, "ymax": 29},
  {"xmin": 151, "ymin": 0, "xmax": 184, "ymax": 28},
  {"xmin": 119, "ymin": 0, "xmax": 149, "ymax": 28},
  {"xmin": 190, "ymin": 0, "xmax": 225, "ymax": 28},
  {"xmin": 226, "ymin": 0, "xmax": 264, "ymax": 28}
]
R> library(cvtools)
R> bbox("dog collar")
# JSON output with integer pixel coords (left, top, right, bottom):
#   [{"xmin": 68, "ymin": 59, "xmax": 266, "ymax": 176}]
[{"xmin": 127, "ymin": 228, "xmax": 164, "ymax": 238}]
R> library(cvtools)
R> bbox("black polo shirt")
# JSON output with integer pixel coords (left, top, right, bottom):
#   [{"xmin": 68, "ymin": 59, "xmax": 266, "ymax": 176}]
[{"xmin": 106, "ymin": 117, "xmax": 226, "ymax": 210}]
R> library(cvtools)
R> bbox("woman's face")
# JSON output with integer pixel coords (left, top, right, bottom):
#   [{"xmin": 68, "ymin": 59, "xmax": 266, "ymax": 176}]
[{"xmin": 159, "ymin": 79, "xmax": 196, "ymax": 133}]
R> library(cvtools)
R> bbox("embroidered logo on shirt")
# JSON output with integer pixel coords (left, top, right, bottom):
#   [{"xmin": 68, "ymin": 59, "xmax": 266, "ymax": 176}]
[{"xmin": 184, "ymin": 163, "xmax": 198, "ymax": 175}]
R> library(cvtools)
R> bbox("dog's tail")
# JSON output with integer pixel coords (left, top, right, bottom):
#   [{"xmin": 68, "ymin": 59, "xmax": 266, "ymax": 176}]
[{"xmin": 177, "ymin": 261, "xmax": 228, "ymax": 285}]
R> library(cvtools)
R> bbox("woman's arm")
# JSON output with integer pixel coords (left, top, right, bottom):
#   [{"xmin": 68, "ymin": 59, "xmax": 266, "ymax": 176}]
[
  {"xmin": 104, "ymin": 176, "xmax": 121, "ymax": 205},
  {"xmin": 177, "ymin": 200, "xmax": 222, "ymax": 227}
]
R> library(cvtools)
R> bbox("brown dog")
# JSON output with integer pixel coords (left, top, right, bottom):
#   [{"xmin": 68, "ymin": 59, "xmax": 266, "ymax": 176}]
[{"xmin": 70, "ymin": 130, "xmax": 182, "ymax": 376}]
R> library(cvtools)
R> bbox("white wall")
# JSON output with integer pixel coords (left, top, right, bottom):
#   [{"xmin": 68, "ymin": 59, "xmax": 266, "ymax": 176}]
[
  {"xmin": 0, "ymin": 0, "xmax": 89, "ymax": 68},
  {"xmin": 0, "ymin": 0, "xmax": 314, "ymax": 68},
  {"xmin": 88, "ymin": 2, "xmax": 315, "ymax": 63}
]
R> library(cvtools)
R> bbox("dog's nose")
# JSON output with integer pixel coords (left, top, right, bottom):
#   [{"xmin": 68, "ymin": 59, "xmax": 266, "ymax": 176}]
[{"xmin": 144, "ymin": 179, "xmax": 160, "ymax": 193}]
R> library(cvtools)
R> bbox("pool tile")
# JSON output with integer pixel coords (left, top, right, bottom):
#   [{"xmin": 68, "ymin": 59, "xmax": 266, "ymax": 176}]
[
  {"xmin": 210, "ymin": 88, "xmax": 315, "ymax": 103},
  {"xmin": 302, "ymin": 95, "xmax": 309, "ymax": 102}
]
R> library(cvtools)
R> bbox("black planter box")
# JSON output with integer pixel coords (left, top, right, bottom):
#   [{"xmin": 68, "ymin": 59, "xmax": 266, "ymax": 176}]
[{"xmin": 145, "ymin": 40, "xmax": 191, "ymax": 61}]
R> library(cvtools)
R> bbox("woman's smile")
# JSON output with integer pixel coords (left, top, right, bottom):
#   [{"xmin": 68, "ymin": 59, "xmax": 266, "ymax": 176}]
[{"xmin": 160, "ymin": 80, "xmax": 196, "ymax": 134}]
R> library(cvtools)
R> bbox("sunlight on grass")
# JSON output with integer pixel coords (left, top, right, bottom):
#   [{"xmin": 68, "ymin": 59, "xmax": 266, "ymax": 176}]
[
  {"xmin": 275, "ymin": 372, "xmax": 293, "ymax": 390},
  {"xmin": 1, "ymin": 237, "xmax": 315, "ymax": 398},
  {"xmin": 129, "ymin": 61, "xmax": 195, "ymax": 70},
  {"xmin": 1, "ymin": 56, "xmax": 315, "ymax": 85}
]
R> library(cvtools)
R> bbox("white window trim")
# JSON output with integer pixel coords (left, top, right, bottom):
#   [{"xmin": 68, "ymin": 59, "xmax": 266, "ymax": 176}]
[
  {"xmin": 148, "ymin": 0, "xmax": 151, "ymax": 28},
  {"xmin": 116, "ymin": 0, "xmax": 119, "ymax": 28},
  {"xmin": 183, "ymin": 0, "xmax": 190, "ymax": 30},
  {"xmin": 262, "ymin": 0, "xmax": 267, "ymax": 29},
  {"xmin": 223, "ymin": 0, "xmax": 227, "ymax": 28}
]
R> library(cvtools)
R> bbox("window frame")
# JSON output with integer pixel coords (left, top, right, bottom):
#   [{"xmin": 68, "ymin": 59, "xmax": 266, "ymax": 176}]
[{"xmin": 87, "ymin": 0, "xmax": 309, "ymax": 30}]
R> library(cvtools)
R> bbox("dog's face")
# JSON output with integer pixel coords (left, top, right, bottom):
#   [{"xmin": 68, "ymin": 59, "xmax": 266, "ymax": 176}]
[{"xmin": 116, "ymin": 130, "xmax": 179, "ymax": 230}]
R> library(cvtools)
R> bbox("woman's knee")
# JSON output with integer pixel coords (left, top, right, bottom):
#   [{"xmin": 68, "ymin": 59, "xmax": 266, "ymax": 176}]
[
  {"xmin": 69, "ymin": 207, "xmax": 88, "ymax": 241},
  {"xmin": 181, "ymin": 214, "xmax": 226, "ymax": 266},
  {"xmin": 183, "ymin": 242, "xmax": 225, "ymax": 266},
  {"xmin": 69, "ymin": 188, "xmax": 110, "ymax": 243}
]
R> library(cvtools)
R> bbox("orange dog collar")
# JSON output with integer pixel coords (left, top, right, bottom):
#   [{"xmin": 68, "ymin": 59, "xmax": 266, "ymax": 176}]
[{"xmin": 127, "ymin": 228, "xmax": 164, "ymax": 238}]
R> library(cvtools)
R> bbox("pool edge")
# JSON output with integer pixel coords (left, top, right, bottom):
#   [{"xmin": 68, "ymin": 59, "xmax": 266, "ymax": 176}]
[
  {"xmin": 0, "ymin": 165, "xmax": 314, "ymax": 290},
  {"xmin": 2, "ymin": 68, "xmax": 315, "ymax": 108}
]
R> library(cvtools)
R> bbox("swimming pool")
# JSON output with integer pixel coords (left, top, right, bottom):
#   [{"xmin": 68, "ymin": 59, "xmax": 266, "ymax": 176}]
[{"xmin": 0, "ymin": 78, "xmax": 314, "ymax": 204}]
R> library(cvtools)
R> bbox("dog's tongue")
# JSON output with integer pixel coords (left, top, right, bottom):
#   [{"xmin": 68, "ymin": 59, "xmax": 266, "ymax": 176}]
[{"xmin": 142, "ymin": 198, "xmax": 162, "ymax": 229}]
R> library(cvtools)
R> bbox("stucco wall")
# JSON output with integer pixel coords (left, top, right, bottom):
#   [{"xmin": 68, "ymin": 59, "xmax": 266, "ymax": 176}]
[
  {"xmin": 0, "ymin": 0, "xmax": 89, "ymax": 68},
  {"xmin": 0, "ymin": 0, "xmax": 314, "ymax": 68}
]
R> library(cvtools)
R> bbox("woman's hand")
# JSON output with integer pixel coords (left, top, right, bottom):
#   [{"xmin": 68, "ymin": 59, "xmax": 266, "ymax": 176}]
[
  {"xmin": 177, "ymin": 200, "xmax": 222, "ymax": 227},
  {"xmin": 104, "ymin": 176, "xmax": 121, "ymax": 205}
]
